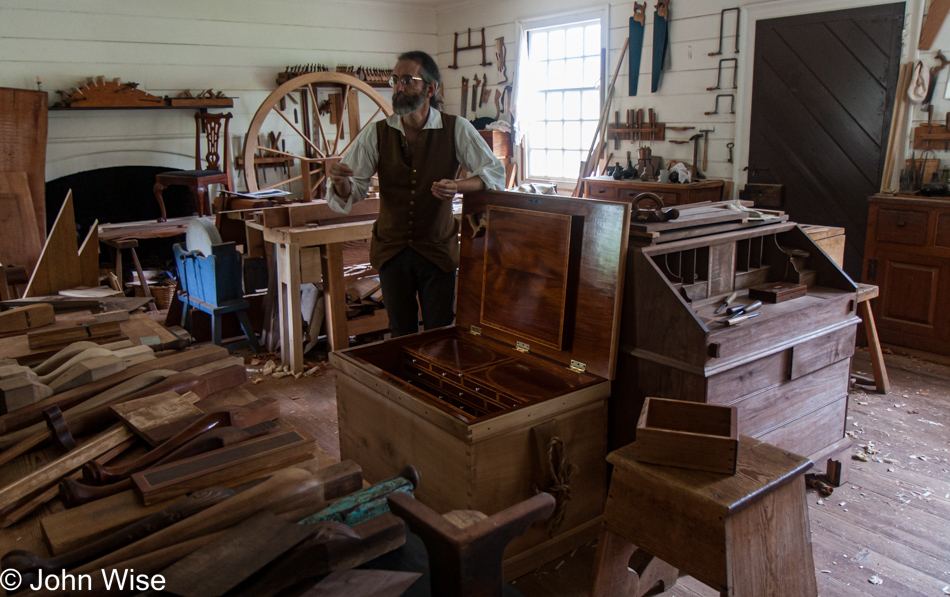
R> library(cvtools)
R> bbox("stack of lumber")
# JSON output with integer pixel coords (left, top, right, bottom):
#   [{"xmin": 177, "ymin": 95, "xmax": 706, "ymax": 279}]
[{"xmin": 0, "ymin": 334, "xmax": 411, "ymax": 595}]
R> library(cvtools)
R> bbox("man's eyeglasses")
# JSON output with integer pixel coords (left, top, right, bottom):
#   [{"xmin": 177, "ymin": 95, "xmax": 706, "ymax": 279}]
[{"xmin": 389, "ymin": 74, "xmax": 425, "ymax": 88}]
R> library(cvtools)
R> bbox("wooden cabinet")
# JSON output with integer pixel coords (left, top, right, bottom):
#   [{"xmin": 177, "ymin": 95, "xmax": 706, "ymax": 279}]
[
  {"xmin": 863, "ymin": 195, "xmax": 950, "ymax": 355},
  {"xmin": 612, "ymin": 203, "xmax": 859, "ymax": 485},
  {"xmin": 331, "ymin": 190, "xmax": 630, "ymax": 578},
  {"xmin": 583, "ymin": 176, "xmax": 724, "ymax": 206}
]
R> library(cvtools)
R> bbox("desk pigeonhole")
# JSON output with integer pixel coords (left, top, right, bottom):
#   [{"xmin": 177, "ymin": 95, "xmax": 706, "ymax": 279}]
[{"xmin": 330, "ymin": 190, "xmax": 630, "ymax": 577}]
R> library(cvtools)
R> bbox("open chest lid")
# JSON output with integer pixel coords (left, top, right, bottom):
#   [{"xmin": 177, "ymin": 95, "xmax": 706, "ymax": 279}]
[{"xmin": 457, "ymin": 190, "xmax": 631, "ymax": 380}]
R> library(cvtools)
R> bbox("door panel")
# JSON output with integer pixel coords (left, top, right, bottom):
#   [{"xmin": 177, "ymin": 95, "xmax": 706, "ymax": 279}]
[
  {"xmin": 747, "ymin": 4, "xmax": 904, "ymax": 279},
  {"xmin": 873, "ymin": 248, "xmax": 950, "ymax": 351}
]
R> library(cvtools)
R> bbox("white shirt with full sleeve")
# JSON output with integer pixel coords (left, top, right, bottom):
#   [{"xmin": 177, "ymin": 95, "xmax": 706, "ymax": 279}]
[{"xmin": 326, "ymin": 109, "xmax": 506, "ymax": 213}]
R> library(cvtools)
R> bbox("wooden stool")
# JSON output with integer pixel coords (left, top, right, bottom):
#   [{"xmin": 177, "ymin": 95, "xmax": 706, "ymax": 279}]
[
  {"xmin": 100, "ymin": 238, "xmax": 157, "ymax": 312},
  {"xmin": 855, "ymin": 283, "xmax": 890, "ymax": 394},
  {"xmin": 591, "ymin": 436, "xmax": 817, "ymax": 597}
]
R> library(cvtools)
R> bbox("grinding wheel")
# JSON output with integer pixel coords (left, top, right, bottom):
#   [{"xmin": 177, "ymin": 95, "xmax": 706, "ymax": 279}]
[{"xmin": 185, "ymin": 218, "xmax": 223, "ymax": 257}]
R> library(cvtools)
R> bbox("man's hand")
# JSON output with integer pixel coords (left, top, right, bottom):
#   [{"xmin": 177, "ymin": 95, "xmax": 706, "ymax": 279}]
[
  {"xmin": 328, "ymin": 161, "xmax": 354, "ymax": 197},
  {"xmin": 431, "ymin": 179, "xmax": 458, "ymax": 201}
]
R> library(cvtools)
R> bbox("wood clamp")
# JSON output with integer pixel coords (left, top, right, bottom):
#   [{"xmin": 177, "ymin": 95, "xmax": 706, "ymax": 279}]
[
  {"xmin": 448, "ymin": 28, "xmax": 492, "ymax": 69},
  {"xmin": 709, "ymin": 7, "xmax": 741, "ymax": 56},
  {"xmin": 633, "ymin": 193, "xmax": 679, "ymax": 223},
  {"xmin": 607, "ymin": 111, "xmax": 666, "ymax": 142},
  {"xmin": 707, "ymin": 58, "xmax": 738, "ymax": 90},
  {"xmin": 705, "ymin": 93, "xmax": 735, "ymax": 115}
]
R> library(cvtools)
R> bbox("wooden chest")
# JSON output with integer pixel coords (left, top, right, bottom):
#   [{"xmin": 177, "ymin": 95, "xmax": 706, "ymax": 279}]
[
  {"xmin": 583, "ymin": 176, "xmax": 724, "ymax": 206},
  {"xmin": 331, "ymin": 190, "xmax": 630, "ymax": 578},
  {"xmin": 863, "ymin": 194, "xmax": 950, "ymax": 356},
  {"xmin": 611, "ymin": 203, "xmax": 860, "ymax": 486}
]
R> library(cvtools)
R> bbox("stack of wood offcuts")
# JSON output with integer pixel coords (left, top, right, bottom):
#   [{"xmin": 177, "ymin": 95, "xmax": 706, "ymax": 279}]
[{"xmin": 0, "ymin": 313, "xmax": 407, "ymax": 595}]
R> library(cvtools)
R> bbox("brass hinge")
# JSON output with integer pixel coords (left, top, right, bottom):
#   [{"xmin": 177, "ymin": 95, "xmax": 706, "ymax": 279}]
[
  {"xmin": 515, "ymin": 341, "xmax": 530, "ymax": 353},
  {"xmin": 569, "ymin": 360, "xmax": 587, "ymax": 373},
  {"xmin": 470, "ymin": 325, "xmax": 482, "ymax": 336}
]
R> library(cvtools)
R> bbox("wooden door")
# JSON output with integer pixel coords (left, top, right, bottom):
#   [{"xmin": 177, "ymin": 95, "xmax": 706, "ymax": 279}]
[
  {"xmin": 746, "ymin": 4, "xmax": 904, "ymax": 278},
  {"xmin": 870, "ymin": 247, "xmax": 950, "ymax": 354}
]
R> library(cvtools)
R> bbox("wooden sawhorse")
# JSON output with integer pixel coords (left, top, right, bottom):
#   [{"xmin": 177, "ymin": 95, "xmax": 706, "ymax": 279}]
[
  {"xmin": 591, "ymin": 436, "xmax": 817, "ymax": 597},
  {"xmin": 855, "ymin": 282, "xmax": 889, "ymax": 394},
  {"xmin": 262, "ymin": 220, "xmax": 374, "ymax": 373}
]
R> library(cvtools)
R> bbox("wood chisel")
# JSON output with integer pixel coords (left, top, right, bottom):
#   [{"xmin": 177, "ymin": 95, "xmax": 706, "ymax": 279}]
[
  {"xmin": 726, "ymin": 300, "xmax": 762, "ymax": 317},
  {"xmin": 714, "ymin": 292, "xmax": 737, "ymax": 314},
  {"xmin": 721, "ymin": 312, "xmax": 762, "ymax": 326}
]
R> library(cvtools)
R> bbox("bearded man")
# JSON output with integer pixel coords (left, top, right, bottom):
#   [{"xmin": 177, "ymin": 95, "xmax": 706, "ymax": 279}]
[{"xmin": 327, "ymin": 50, "xmax": 505, "ymax": 338}]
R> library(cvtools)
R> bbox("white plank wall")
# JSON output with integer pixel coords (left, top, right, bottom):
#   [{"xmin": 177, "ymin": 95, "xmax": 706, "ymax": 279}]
[
  {"xmin": 0, "ymin": 0, "xmax": 942, "ymax": 195},
  {"xmin": 0, "ymin": 0, "xmax": 437, "ymax": 188},
  {"xmin": 437, "ymin": 0, "xmax": 935, "ymax": 193}
]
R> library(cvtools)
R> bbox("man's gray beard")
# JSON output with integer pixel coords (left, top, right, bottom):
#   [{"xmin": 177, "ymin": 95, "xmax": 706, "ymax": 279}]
[{"xmin": 392, "ymin": 92, "xmax": 427, "ymax": 116}]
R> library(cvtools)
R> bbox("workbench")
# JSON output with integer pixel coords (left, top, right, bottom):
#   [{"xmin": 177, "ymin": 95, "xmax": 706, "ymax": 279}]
[
  {"xmin": 583, "ymin": 176, "xmax": 724, "ymax": 206},
  {"xmin": 261, "ymin": 219, "xmax": 374, "ymax": 373}
]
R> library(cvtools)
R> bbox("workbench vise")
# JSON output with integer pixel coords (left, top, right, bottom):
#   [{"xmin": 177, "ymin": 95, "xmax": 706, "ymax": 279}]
[{"xmin": 173, "ymin": 219, "xmax": 259, "ymax": 352}]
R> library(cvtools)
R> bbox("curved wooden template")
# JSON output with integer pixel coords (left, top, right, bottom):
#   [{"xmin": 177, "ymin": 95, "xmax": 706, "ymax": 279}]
[{"xmin": 243, "ymin": 72, "xmax": 393, "ymax": 193}]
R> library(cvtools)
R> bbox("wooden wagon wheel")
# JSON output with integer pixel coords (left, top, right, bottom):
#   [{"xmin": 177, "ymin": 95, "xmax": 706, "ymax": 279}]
[{"xmin": 243, "ymin": 72, "xmax": 393, "ymax": 198}]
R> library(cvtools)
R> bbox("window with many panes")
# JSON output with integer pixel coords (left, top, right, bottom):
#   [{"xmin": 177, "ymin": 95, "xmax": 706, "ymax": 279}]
[{"xmin": 521, "ymin": 17, "xmax": 602, "ymax": 180}]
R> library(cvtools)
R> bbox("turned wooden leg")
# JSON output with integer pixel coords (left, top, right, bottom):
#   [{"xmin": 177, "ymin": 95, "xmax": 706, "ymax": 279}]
[
  {"xmin": 591, "ymin": 525, "xmax": 679, "ymax": 597},
  {"xmin": 195, "ymin": 186, "xmax": 208, "ymax": 217},
  {"xmin": 153, "ymin": 182, "xmax": 168, "ymax": 222}
]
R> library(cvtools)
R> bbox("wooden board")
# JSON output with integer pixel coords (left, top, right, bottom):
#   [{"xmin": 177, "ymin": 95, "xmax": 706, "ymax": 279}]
[
  {"xmin": 111, "ymin": 390, "xmax": 203, "ymax": 446},
  {"xmin": 0, "ymin": 172, "xmax": 42, "ymax": 272},
  {"xmin": 0, "ymin": 88, "xmax": 47, "ymax": 244},
  {"xmin": 27, "ymin": 320, "xmax": 123, "ymax": 350},
  {"xmin": 78, "ymin": 221, "xmax": 100, "ymax": 288},
  {"xmin": 132, "ymin": 428, "xmax": 316, "ymax": 504},
  {"xmin": 304, "ymin": 570, "xmax": 421, "ymax": 597},
  {"xmin": 0, "ymin": 304, "xmax": 54, "ymax": 334},
  {"xmin": 24, "ymin": 190, "xmax": 82, "ymax": 298}
]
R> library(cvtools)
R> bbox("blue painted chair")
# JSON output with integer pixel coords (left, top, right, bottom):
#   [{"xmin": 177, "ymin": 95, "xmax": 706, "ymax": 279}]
[{"xmin": 173, "ymin": 240, "xmax": 259, "ymax": 352}]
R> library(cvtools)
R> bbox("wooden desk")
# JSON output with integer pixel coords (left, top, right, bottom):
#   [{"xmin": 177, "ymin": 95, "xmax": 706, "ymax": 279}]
[
  {"xmin": 591, "ymin": 436, "xmax": 816, "ymax": 597},
  {"xmin": 262, "ymin": 220, "xmax": 374, "ymax": 373},
  {"xmin": 583, "ymin": 176, "xmax": 724, "ymax": 206}
]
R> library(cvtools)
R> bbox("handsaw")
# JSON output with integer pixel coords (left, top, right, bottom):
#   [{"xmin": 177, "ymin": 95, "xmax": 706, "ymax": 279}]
[
  {"xmin": 652, "ymin": 0, "xmax": 671, "ymax": 93},
  {"xmin": 629, "ymin": 3, "xmax": 646, "ymax": 95},
  {"xmin": 472, "ymin": 74, "xmax": 480, "ymax": 112},
  {"xmin": 460, "ymin": 77, "xmax": 469, "ymax": 118}
]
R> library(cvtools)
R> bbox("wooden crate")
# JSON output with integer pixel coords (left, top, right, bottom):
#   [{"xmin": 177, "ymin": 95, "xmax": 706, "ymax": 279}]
[{"xmin": 332, "ymin": 190, "xmax": 631, "ymax": 578}]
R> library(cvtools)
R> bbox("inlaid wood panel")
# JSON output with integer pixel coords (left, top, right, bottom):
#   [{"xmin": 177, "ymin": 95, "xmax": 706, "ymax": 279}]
[{"xmin": 481, "ymin": 206, "xmax": 577, "ymax": 350}]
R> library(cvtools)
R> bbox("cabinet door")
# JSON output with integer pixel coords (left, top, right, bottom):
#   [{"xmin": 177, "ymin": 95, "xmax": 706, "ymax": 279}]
[{"xmin": 870, "ymin": 248, "xmax": 950, "ymax": 354}]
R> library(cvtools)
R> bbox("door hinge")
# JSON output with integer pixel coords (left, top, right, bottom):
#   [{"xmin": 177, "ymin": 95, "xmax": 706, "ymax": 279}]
[
  {"xmin": 470, "ymin": 325, "xmax": 482, "ymax": 336},
  {"xmin": 866, "ymin": 259, "xmax": 878, "ymax": 282},
  {"xmin": 515, "ymin": 341, "xmax": 530, "ymax": 353},
  {"xmin": 569, "ymin": 360, "xmax": 587, "ymax": 374}
]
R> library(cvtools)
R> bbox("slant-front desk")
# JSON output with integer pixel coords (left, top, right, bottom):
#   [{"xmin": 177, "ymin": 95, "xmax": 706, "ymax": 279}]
[
  {"xmin": 331, "ymin": 190, "xmax": 630, "ymax": 578},
  {"xmin": 613, "ymin": 203, "xmax": 860, "ymax": 486}
]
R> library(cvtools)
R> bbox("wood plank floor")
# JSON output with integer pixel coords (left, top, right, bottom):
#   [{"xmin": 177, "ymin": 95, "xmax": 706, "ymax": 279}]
[{"xmin": 280, "ymin": 347, "xmax": 950, "ymax": 597}]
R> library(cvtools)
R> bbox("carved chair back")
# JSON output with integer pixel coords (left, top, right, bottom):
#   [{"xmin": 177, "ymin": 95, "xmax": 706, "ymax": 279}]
[{"xmin": 194, "ymin": 112, "xmax": 232, "ymax": 173}]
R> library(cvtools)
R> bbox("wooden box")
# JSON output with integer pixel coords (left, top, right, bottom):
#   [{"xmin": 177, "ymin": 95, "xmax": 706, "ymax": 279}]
[
  {"xmin": 612, "ymin": 203, "xmax": 860, "ymax": 486},
  {"xmin": 331, "ymin": 190, "xmax": 631, "ymax": 578},
  {"xmin": 748, "ymin": 281, "xmax": 808, "ymax": 303},
  {"xmin": 634, "ymin": 397, "xmax": 738, "ymax": 474}
]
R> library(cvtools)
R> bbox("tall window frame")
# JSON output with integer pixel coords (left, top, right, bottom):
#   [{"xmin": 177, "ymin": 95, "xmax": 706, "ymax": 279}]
[{"xmin": 518, "ymin": 10, "xmax": 606, "ymax": 182}]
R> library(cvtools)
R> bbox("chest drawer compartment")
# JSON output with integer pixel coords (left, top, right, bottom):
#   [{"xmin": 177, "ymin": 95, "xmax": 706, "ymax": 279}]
[{"xmin": 876, "ymin": 209, "xmax": 929, "ymax": 245}]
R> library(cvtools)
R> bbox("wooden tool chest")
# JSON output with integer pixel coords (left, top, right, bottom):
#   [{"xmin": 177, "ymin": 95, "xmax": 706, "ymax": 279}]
[
  {"xmin": 863, "ymin": 194, "xmax": 950, "ymax": 356},
  {"xmin": 331, "ymin": 190, "xmax": 630, "ymax": 578},
  {"xmin": 583, "ymin": 176, "xmax": 724, "ymax": 206},
  {"xmin": 611, "ymin": 203, "xmax": 860, "ymax": 485}
]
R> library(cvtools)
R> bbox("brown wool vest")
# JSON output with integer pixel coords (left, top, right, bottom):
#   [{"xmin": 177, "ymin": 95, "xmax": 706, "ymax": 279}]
[{"xmin": 372, "ymin": 113, "xmax": 461, "ymax": 273}]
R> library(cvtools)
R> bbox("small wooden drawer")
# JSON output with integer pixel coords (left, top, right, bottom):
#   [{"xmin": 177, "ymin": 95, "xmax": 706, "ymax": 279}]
[
  {"xmin": 789, "ymin": 325, "xmax": 856, "ymax": 380},
  {"xmin": 431, "ymin": 363, "xmax": 465, "ymax": 382},
  {"xmin": 407, "ymin": 363, "xmax": 441, "ymax": 387},
  {"xmin": 586, "ymin": 184, "xmax": 618, "ymax": 199},
  {"xmin": 876, "ymin": 209, "xmax": 929, "ymax": 245}
]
